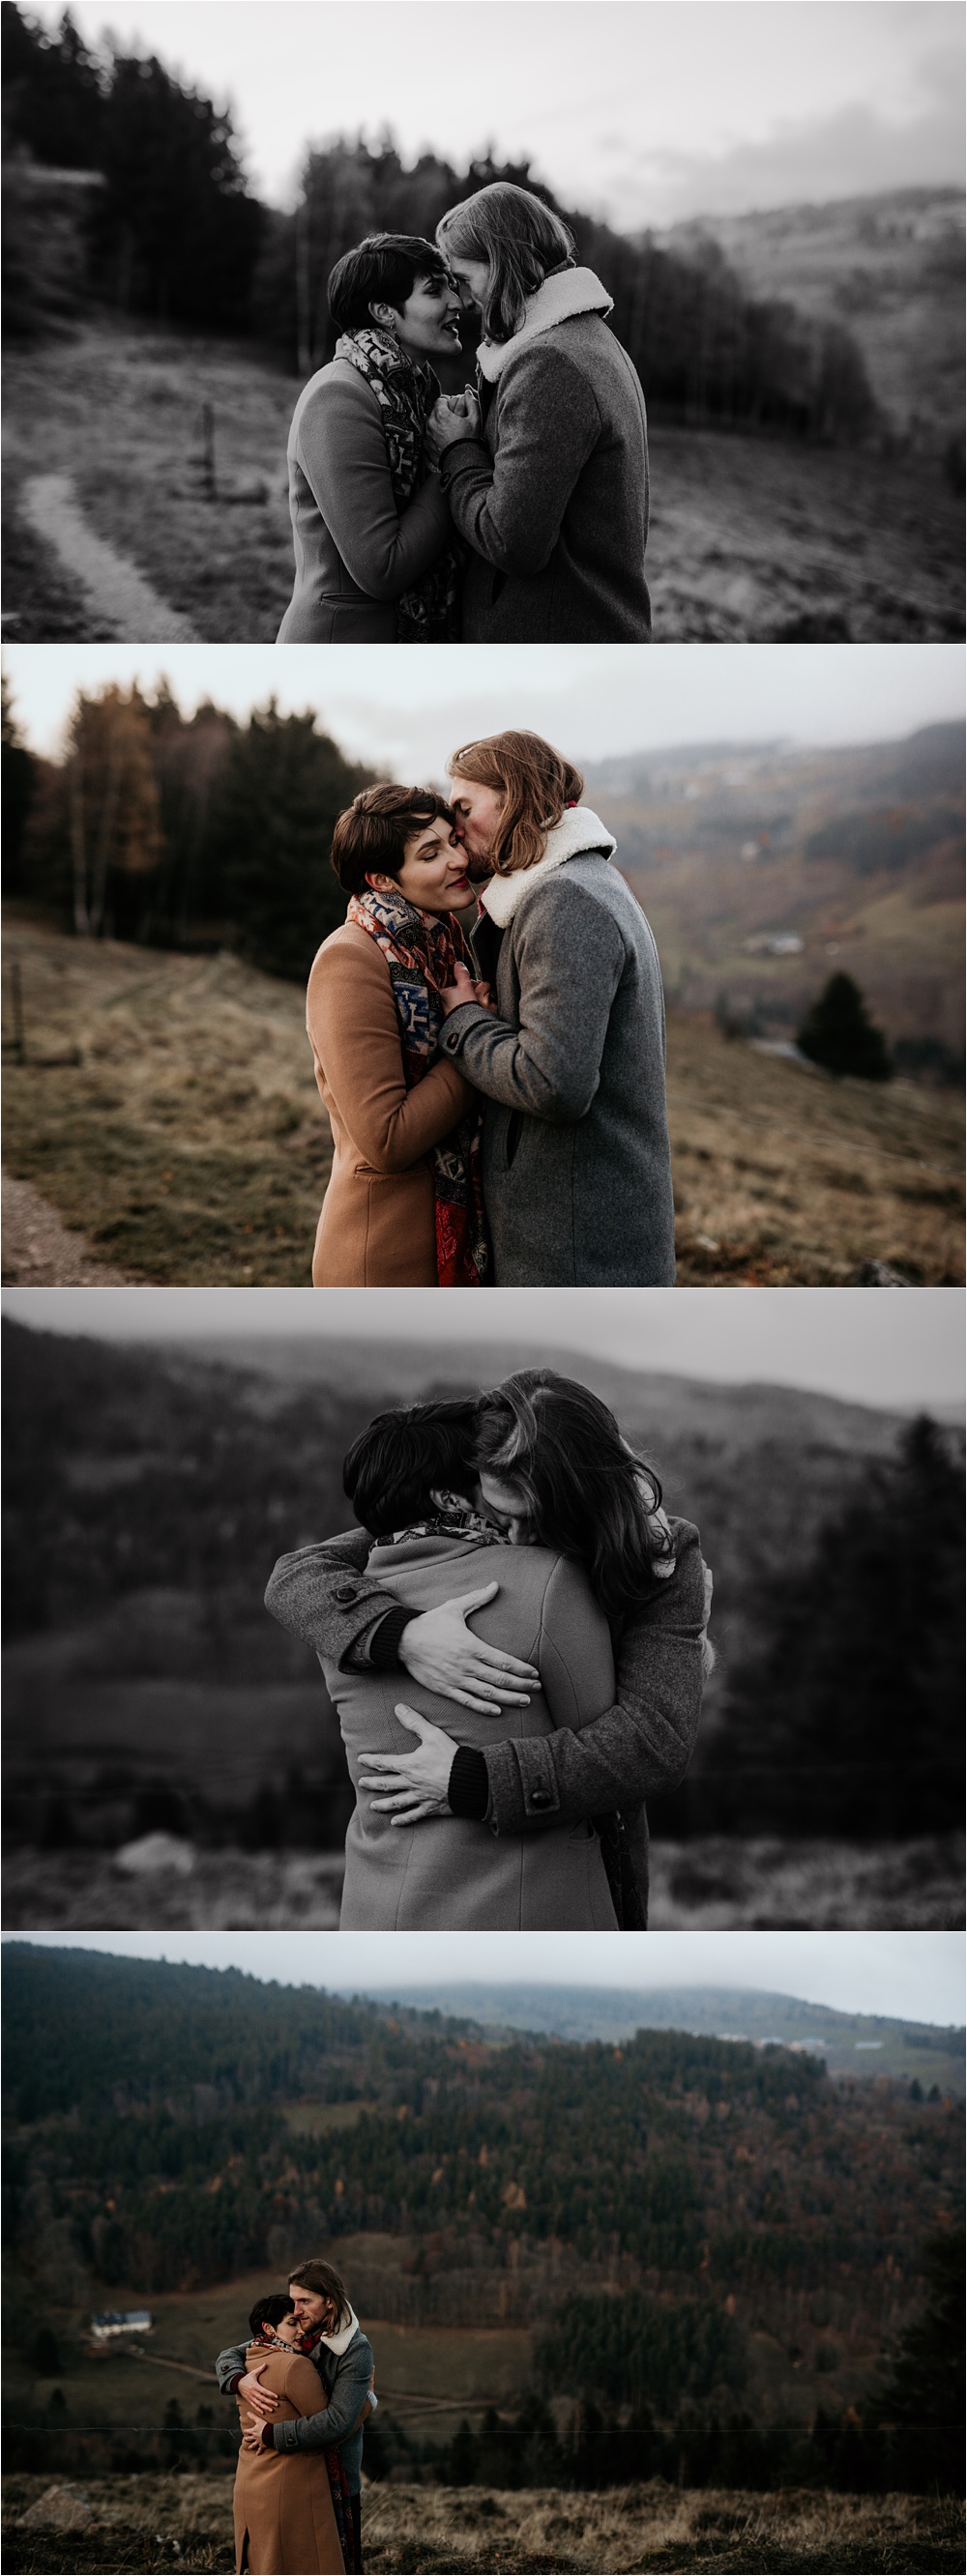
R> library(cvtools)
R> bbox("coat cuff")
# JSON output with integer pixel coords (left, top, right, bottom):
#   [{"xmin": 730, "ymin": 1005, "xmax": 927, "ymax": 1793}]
[
  {"xmin": 367, "ymin": 1606, "xmax": 413, "ymax": 1671},
  {"xmin": 438, "ymin": 1001, "xmax": 490, "ymax": 1056},
  {"xmin": 448, "ymin": 1745, "xmax": 489, "ymax": 1820},
  {"xmin": 484, "ymin": 1735, "xmax": 561, "ymax": 1832}
]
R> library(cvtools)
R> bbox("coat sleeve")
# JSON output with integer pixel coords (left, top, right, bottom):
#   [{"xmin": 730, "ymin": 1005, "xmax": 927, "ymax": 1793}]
[
  {"xmin": 215, "ymin": 2341, "xmax": 247, "ymax": 2392},
  {"xmin": 309, "ymin": 935, "xmax": 477, "ymax": 1173},
  {"xmin": 298, "ymin": 371, "xmax": 452, "ymax": 600},
  {"xmin": 271, "ymin": 2343, "xmax": 374, "ymax": 2454},
  {"xmin": 482, "ymin": 1523, "xmax": 708, "ymax": 1834},
  {"xmin": 439, "ymin": 344, "xmax": 601, "ymax": 575},
  {"xmin": 265, "ymin": 1529, "xmax": 408, "ymax": 1671},
  {"xmin": 439, "ymin": 878, "xmax": 625, "ymax": 1123}
]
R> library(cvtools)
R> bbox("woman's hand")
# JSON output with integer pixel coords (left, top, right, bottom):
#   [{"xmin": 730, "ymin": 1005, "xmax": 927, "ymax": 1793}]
[
  {"xmin": 358, "ymin": 1704, "xmax": 460, "ymax": 1824},
  {"xmin": 425, "ymin": 390, "xmax": 483, "ymax": 466},
  {"xmin": 238, "ymin": 2367, "xmax": 278, "ymax": 2418},
  {"xmin": 241, "ymin": 2419, "xmax": 270, "ymax": 2454},
  {"xmin": 398, "ymin": 1586, "xmax": 539, "ymax": 1713}
]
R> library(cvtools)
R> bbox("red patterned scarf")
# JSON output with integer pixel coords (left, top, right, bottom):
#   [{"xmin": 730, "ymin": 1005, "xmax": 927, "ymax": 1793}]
[{"xmin": 347, "ymin": 887, "xmax": 490, "ymax": 1287}]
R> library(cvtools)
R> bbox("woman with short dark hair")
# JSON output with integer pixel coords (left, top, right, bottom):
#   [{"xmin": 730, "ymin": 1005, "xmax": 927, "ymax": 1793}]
[
  {"xmin": 231, "ymin": 2296, "xmax": 346, "ymax": 2573},
  {"xmin": 308, "ymin": 785, "xmax": 491, "ymax": 1287},
  {"xmin": 428, "ymin": 183, "xmax": 652, "ymax": 642},
  {"xmin": 277, "ymin": 232, "xmax": 463, "ymax": 643}
]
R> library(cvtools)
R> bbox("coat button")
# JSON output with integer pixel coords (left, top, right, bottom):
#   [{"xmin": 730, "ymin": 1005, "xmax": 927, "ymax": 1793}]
[
  {"xmin": 334, "ymin": 1583, "xmax": 358, "ymax": 1604},
  {"xmin": 528, "ymin": 1787, "xmax": 553, "ymax": 1810}
]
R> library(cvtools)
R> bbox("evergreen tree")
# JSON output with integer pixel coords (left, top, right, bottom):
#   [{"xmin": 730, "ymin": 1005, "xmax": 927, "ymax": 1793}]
[
  {"xmin": 712, "ymin": 1416, "xmax": 964, "ymax": 1835},
  {"xmin": 879, "ymin": 2230, "xmax": 965, "ymax": 2492},
  {"xmin": 1, "ymin": 670, "xmax": 37, "ymax": 893},
  {"xmin": 798, "ymin": 971, "xmax": 893, "ymax": 1079},
  {"xmin": 205, "ymin": 703, "xmax": 371, "ymax": 979}
]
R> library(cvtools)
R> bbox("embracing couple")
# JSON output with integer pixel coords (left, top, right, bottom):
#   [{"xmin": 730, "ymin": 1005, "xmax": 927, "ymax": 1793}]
[
  {"xmin": 217, "ymin": 2257, "xmax": 374, "ymax": 2574},
  {"xmin": 308, "ymin": 729, "xmax": 675, "ymax": 1288},
  {"xmin": 266, "ymin": 1369, "xmax": 711, "ymax": 1931},
  {"xmin": 277, "ymin": 181, "xmax": 651, "ymax": 645}
]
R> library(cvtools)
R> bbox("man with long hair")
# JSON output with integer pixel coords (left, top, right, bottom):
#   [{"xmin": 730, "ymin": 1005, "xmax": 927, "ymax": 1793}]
[{"xmin": 435, "ymin": 728, "xmax": 675, "ymax": 1286}]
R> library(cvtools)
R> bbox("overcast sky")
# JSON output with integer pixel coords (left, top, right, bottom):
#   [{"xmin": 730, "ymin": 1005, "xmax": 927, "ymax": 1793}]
[
  {"xmin": 7, "ymin": 1930, "xmax": 963, "ymax": 2026},
  {"xmin": 3, "ymin": 1286, "xmax": 964, "ymax": 1413},
  {"xmin": 4, "ymin": 644, "xmax": 964, "ymax": 777},
  {"xmin": 26, "ymin": 1, "xmax": 966, "ymax": 226}
]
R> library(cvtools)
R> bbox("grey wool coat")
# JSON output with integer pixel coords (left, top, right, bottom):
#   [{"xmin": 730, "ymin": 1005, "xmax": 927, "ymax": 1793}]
[
  {"xmin": 278, "ymin": 362, "xmax": 452, "ymax": 641},
  {"xmin": 216, "ymin": 2327, "xmax": 374, "ymax": 2494},
  {"xmin": 265, "ymin": 1516, "xmax": 707, "ymax": 1926},
  {"xmin": 439, "ymin": 304, "xmax": 651, "ymax": 642},
  {"xmin": 438, "ymin": 808, "xmax": 676, "ymax": 1286}
]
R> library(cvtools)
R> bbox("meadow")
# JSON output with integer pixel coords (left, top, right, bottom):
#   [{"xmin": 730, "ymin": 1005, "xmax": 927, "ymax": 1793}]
[
  {"xmin": 3, "ymin": 319, "xmax": 964, "ymax": 644},
  {"xmin": 4, "ymin": 1834, "xmax": 963, "ymax": 1936},
  {"xmin": 3, "ymin": 914, "xmax": 962, "ymax": 1287},
  {"xmin": 3, "ymin": 2474, "xmax": 963, "ymax": 2572}
]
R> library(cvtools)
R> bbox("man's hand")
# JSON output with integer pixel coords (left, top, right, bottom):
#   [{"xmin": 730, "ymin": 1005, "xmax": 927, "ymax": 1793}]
[
  {"xmin": 425, "ymin": 389, "xmax": 483, "ymax": 465},
  {"xmin": 238, "ymin": 2366, "xmax": 279, "ymax": 2418},
  {"xmin": 440, "ymin": 958, "xmax": 487, "ymax": 1018},
  {"xmin": 398, "ymin": 1585, "xmax": 539, "ymax": 1714},
  {"xmin": 358, "ymin": 1704, "xmax": 462, "ymax": 1823}
]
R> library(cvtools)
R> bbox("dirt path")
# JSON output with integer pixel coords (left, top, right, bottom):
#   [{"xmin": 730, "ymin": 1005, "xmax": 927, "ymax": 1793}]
[
  {"xmin": 18, "ymin": 473, "xmax": 198, "ymax": 642},
  {"xmin": 2, "ymin": 1172, "xmax": 136, "ymax": 1286}
]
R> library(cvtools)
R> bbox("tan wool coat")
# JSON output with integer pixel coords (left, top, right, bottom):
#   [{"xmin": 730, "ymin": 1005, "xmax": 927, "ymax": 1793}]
[
  {"xmin": 234, "ymin": 2345, "xmax": 345, "ymax": 2574},
  {"xmin": 325, "ymin": 1531, "xmax": 621, "ymax": 1930},
  {"xmin": 308, "ymin": 920, "xmax": 477, "ymax": 1286}
]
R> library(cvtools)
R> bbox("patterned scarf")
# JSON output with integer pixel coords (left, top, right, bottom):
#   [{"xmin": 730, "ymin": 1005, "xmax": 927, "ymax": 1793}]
[
  {"xmin": 326, "ymin": 2446, "xmax": 360, "ymax": 2573},
  {"xmin": 388, "ymin": 1505, "xmax": 514, "ymax": 1548},
  {"xmin": 335, "ymin": 326, "xmax": 462, "ymax": 641},
  {"xmin": 347, "ymin": 887, "xmax": 490, "ymax": 1288}
]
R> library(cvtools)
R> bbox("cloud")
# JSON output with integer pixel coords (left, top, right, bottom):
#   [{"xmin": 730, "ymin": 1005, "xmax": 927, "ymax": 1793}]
[{"xmin": 610, "ymin": 93, "xmax": 966, "ymax": 228}]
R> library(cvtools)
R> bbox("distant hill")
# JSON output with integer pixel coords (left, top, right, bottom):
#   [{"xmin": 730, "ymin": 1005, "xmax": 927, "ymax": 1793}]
[
  {"xmin": 358, "ymin": 1982, "xmax": 966, "ymax": 2093},
  {"xmin": 657, "ymin": 189, "xmax": 965, "ymax": 446},
  {"xmin": 585, "ymin": 721, "xmax": 965, "ymax": 1050}
]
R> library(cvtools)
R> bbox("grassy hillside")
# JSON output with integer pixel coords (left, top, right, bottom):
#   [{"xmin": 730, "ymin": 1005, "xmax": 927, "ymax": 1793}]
[
  {"xmin": 3, "ymin": 2473, "xmax": 961, "ymax": 2572},
  {"xmin": 659, "ymin": 189, "xmax": 965, "ymax": 448},
  {"xmin": 2, "ymin": 317, "xmax": 963, "ymax": 643},
  {"xmin": 3, "ymin": 913, "xmax": 962, "ymax": 1284}
]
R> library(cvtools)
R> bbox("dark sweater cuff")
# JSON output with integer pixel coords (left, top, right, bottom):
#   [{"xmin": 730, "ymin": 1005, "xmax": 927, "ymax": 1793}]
[
  {"xmin": 368, "ymin": 1606, "xmax": 413, "ymax": 1671},
  {"xmin": 448, "ymin": 1745, "xmax": 489, "ymax": 1820}
]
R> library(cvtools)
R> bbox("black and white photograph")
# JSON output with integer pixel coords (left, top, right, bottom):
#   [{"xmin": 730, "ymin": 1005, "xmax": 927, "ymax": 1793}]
[
  {"xmin": 3, "ymin": 1282, "xmax": 963, "ymax": 1936},
  {"xmin": 3, "ymin": 639, "xmax": 964, "ymax": 1291},
  {"xmin": 2, "ymin": 0, "xmax": 964, "ymax": 645}
]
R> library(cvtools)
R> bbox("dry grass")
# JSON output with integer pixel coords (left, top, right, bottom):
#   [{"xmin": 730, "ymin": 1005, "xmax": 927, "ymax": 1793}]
[
  {"xmin": 2, "ymin": 2474, "xmax": 963, "ymax": 2572},
  {"xmin": 1, "ymin": 915, "xmax": 331, "ymax": 1286},
  {"xmin": 2, "ymin": 319, "xmax": 963, "ymax": 643},
  {"xmin": 3, "ymin": 915, "xmax": 962, "ymax": 1287},
  {"xmin": 4, "ymin": 1835, "xmax": 962, "ymax": 1935}
]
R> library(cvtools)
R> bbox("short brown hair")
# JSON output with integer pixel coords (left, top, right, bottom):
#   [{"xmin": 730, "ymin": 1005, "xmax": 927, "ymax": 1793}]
[
  {"xmin": 288, "ymin": 2259, "xmax": 353, "ymax": 2330},
  {"xmin": 436, "ymin": 184, "xmax": 575, "ymax": 343},
  {"xmin": 448, "ymin": 731, "xmax": 584, "ymax": 878},
  {"xmin": 331, "ymin": 784, "xmax": 456, "ymax": 896}
]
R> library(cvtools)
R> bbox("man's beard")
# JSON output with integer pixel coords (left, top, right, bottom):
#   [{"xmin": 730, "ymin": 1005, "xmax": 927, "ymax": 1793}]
[{"xmin": 466, "ymin": 853, "xmax": 494, "ymax": 883}]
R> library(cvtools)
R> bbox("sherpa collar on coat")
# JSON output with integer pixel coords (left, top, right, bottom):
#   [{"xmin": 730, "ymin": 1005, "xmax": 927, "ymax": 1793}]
[
  {"xmin": 477, "ymin": 267, "xmax": 614, "ymax": 383},
  {"xmin": 480, "ymin": 805, "xmax": 617, "ymax": 927},
  {"xmin": 316, "ymin": 2307, "xmax": 360, "ymax": 2359}
]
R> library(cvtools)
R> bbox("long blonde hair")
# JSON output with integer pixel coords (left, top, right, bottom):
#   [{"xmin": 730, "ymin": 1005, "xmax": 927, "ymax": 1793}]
[
  {"xmin": 436, "ymin": 183, "xmax": 575, "ymax": 344},
  {"xmin": 448, "ymin": 730, "xmax": 584, "ymax": 878}
]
